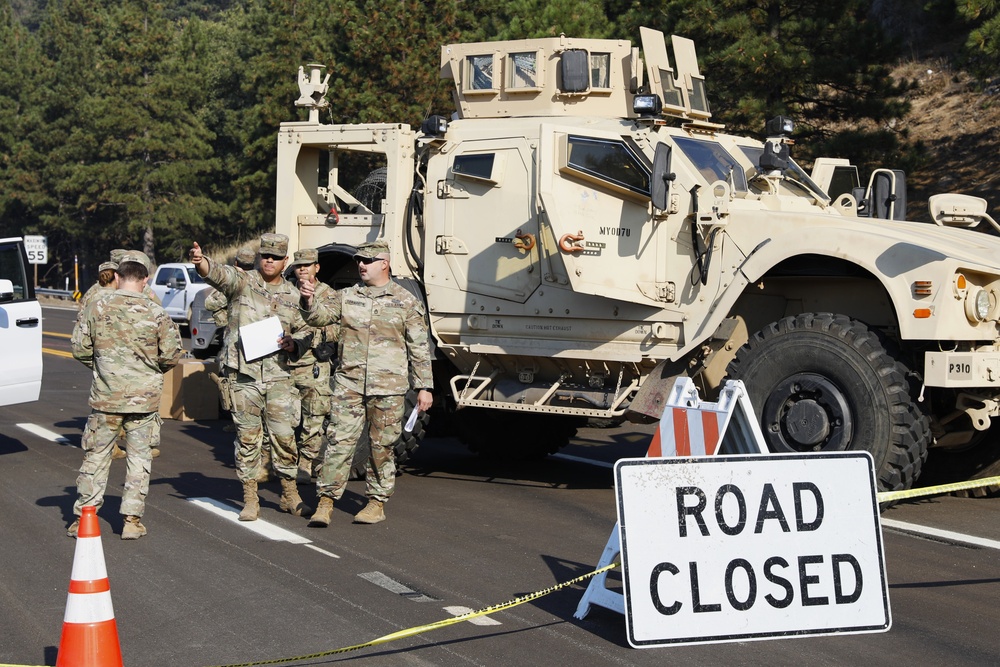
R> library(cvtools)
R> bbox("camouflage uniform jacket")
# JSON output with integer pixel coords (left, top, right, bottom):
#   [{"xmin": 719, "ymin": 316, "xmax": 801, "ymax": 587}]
[
  {"xmin": 287, "ymin": 280, "xmax": 339, "ymax": 369},
  {"xmin": 204, "ymin": 258, "xmax": 309, "ymax": 381},
  {"xmin": 204, "ymin": 288, "xmax": 229, "ymax": 328},
  {"xmin": 72, "ymin": 290, "xmax": 183, "ymax": 413},
  {"xmin": 78, "ymin": 282, "xmax": 160, "ymax": 319},
  {"xmin": 304, "ymin": 279, "xmax": 432, "ymax": 396}
]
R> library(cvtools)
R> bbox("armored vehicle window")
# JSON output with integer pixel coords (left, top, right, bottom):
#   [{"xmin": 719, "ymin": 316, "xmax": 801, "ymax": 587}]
[
  {"xmin": 509, "ymin": 52, "xmax": 539, "ymax": 89},
  {"xmin": 590, "ymin": 53, "xmax": 611, "ymax": 89},
  {"xmin": 564, "ymin": 136, "xmax": 650, "ymax": 196},
  {"xmin": 657, "ymin": 69, "xmax": 683, "ymax": 108},
  {"xmin": 689, "ymin": 78, "xmax": 710, "ymax": 115},
  {"xmin": 674, "ymin": 137, "xmax": 748, "ymax": 192},
  {"xmin": 739, "ymin": 146, "xmax": 830, "ymax": 202},
  {"xmin": 465, "ymin": 54, "xmax": 497, "ymax": 92},
  {"xmin": 453, "ymin": 153, "xmax": 499, "ymax": 183}
]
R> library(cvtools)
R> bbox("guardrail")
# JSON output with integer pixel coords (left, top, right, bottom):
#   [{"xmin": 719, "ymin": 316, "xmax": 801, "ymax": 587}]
[{"xmin": 37, "ymin": 287, "xmax": 76, "ymax": 302}]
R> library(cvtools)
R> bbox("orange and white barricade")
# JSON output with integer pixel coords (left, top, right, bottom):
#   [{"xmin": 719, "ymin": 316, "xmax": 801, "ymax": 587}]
[
  {"xmin": 56, "ymin": 505, "xmax": 124, "ymax": 667},
  {"xmin": 573, "ymin": 377, "xmax": 766, "ymax": 620}
]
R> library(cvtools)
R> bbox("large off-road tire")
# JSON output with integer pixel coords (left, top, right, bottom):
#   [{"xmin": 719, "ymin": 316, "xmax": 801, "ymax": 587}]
[
  {"xmin": 349, "ymin": 391, "xmax": 429, "ymax": 479},
  {"xmin": 456, "ymin": 408, "xmax": 581, "ymax": 459},
  {"xmin": 726, "ymin": 313, "xmax": 930, "ymax": 492}
]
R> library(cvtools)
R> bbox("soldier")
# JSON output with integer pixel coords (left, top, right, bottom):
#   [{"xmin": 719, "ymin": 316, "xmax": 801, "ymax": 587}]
[
  {"xmin": 299, "ymin": 239, "xmax": 433, "ymax": 526},
  {"xmin": 287, "ymin": 248, "xmax": 338, "ymax": 483},
  {"xmin": 77, "ymin": 260, "xmax": 119, "ymax": 314},
  {"xmin": 67, "ymin": 252, "xmax": 183, "ymax": 540},
  {"xmin": 189, "ymin": 234, "xmax": 312, "ymax": 521}
]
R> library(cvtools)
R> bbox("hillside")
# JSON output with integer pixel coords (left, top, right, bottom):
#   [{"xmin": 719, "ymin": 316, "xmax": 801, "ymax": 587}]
[{"xmin": 897, "ymin": 59, "xmax": 1000, "ymax": 222}]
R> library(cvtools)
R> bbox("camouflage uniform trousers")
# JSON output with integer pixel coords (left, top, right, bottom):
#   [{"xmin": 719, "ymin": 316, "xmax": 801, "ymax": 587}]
[
  {"xmin": 230, "ymin": 373, "xmax": 301, "ymax": 483},
  {"xmin": 74, "ymin": 411, "xmax": 160, "ymax": 518},
  {"xmin": 317, "ymin": 390, "xmax": 404, "ymax": 503},
  {"xmin": 291, "ymin": 363, "xmax": 332, "ymax": 469}
]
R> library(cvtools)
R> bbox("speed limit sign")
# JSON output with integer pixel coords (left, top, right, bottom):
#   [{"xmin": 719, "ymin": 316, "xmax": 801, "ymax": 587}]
[{"xmin": 24, "ymin": 235, "xmax": 47, "ymax": 264}]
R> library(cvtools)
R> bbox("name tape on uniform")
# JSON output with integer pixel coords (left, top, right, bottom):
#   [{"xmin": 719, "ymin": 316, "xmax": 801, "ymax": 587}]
[{"xmin": 615, "ymin": 452, "xmax": 890, "ymax": 648}]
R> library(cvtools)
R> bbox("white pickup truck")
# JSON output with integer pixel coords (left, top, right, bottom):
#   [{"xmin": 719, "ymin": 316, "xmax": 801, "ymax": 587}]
[
  {"xmin": 0, "ymin": 237, "xmax": 42, "ymax": 406},
  {"xmin": 149, "ymin": 262, "xmax": 211, "ymax": 324}
]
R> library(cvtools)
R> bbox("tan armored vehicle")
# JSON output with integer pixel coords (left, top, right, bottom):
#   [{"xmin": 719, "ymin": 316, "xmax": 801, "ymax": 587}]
[{"xmin": 276, "ymin": 28, "xmax": 1000, "ymax": 491}]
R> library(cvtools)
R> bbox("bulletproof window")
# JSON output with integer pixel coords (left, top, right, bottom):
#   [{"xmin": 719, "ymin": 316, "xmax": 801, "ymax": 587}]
[
  {"xmin": 562, "ymin": 135, "xmax": 650, "ymax": 197},
  {"xmin": 465, "ymin": 54, "xmax": 498, "ymax": 93},
  {"xmin": 509, "ymin": 52, "xmax": 540, "ymax": 90},
  {"xmin": 590, "ymin": 53, "xmax": 611, "ymax": 89},
  {"xmin": 739, "ymin": 146, "xmax": 829, "ymax": 201},
  {"xmin": 0, "ymin": 242, "xmax": 28, "ymax": 301},
  {"xmin": 453, "ymin": 152, "xmax": 506, "ymax": 185},
  {"xmin": 675, "ymin": 137, "xmax": 748, "ymax": 192},
  {"xmin": 658, "ymin": 68, "xmax": 683, "ymax": 109}
]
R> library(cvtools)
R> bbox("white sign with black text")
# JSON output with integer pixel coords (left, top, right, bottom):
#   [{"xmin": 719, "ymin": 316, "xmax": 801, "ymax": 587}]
[
  {"xmin": 23, "ymin": 235, "xmax": 47, "ymax": 265},
  {"xmin": 615, "ymin": 452, "xmax": 890, "ymax": 648}
]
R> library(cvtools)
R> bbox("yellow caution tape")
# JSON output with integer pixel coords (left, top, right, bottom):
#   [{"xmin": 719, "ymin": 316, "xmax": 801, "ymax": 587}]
[
  {"xmin": 877, "ymin": 475, "xmax": 1000, "ymax": 503},
  {"xmin": 206, "ymin": 562, "xmax": 619, "ymax": 667}
]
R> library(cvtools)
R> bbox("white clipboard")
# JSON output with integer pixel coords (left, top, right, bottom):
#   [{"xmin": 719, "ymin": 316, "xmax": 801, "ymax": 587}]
[{"xmin": 240, "ymin": 316, "xmax": 284, "ymax": 361}]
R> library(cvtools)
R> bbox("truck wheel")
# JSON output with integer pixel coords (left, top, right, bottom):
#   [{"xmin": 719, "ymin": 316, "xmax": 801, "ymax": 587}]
[
  {"xmin": 349, "ymin": 392, "xmax": 429, "ymax": 479},
  {"xmin": 726, "ymin": 313, "xmax": 929, "ymax": 492},
  {"xmin": 456, "ymin": 409, "xmax": 580, "ymax": 459}
]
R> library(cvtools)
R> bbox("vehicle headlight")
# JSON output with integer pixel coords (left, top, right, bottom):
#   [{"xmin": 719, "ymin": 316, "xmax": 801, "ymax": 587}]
[{"xmin": 965, "ymin": 288, "xmax": 991, "ymax": 323}]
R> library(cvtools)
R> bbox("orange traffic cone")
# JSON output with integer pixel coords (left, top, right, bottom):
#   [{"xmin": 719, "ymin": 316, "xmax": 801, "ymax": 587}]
[{"xmin": 56, "ymin": 506, "xmax": 123, "ymax": 667}]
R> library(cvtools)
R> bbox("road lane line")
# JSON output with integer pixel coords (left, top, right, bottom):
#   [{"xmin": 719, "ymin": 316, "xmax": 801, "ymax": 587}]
[
  {"xmin": 304, "ymin": 544, "xmax": 341, "ymax": 559},
  {"xmin": 187, "ymin": 497, "xmax": 312, "ymax": 545},
  {"xmin": 359, "ymin": 571, "xmax": 440, "ymax": 602},
  {"xmin": 43, "ymin": 347, "xmax": 74, "ymax": 358},
  {"xmin": 551, "ymin": 453, "xmax": 614, "ymax": 468},
  {"xmin": 17, "ymin": 423, "xmax": 75, "ymax": 445},
  {"xmin": 881, "ymin": 518, "xmax": 1000, "ymax": 550},
  {"xmin": 443, "ymin": 606, "xmax": 502, "ymax": 626}
]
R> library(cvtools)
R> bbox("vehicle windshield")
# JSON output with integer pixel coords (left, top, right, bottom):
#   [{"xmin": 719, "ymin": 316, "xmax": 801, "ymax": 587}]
[
  {"xmin": 739, "ymin": 146, "xmax": 831, "ymax": 203},
  {"xmin": 673, "ymin": 137, "xmax": 749, "ymax": 193}
]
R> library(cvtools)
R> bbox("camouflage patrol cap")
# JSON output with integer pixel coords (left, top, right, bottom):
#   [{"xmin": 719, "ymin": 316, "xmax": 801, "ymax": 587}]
[
  {"xmin": 119, "ymin": 250, "xmax": 151, "ymax": 271},
  {"xmin": 353, "ymin": 240, "xmax": 390, "ymax": 260},
  {"xmin": 234, "ymin": 246, "xmax": 256, "ymax": 268},
  {"xmin": 259, "ymin": 233, "xmax": 288, "ymax": 257},
  {"xmin": 289, "ymin": 247, "xmax": 319, "ymax": 267},
  {"xmin": 99, "ymin": 261, "xmax": 119, "ymax": 273},
  {"xmin": 110, "ymin": 248, "xmax": 128, "ymax": 264}
]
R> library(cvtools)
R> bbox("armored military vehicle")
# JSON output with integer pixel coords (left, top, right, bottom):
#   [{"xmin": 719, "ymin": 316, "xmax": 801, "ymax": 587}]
[{"xmin": 275, "ymin": 28, "xmax": 1000, "ymax": 491}]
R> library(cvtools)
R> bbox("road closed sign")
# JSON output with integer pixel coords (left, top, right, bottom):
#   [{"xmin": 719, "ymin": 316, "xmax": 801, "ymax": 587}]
[{"xmin": 615, "ymin": 452, "xmax": 890, "ymax": 648}]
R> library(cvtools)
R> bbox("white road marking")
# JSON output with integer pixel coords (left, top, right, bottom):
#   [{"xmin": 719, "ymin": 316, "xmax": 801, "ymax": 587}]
[
  {"xmin": 551, "ymin": 453, "xmax": 614, "ymax": 468},
  {"xmin": 359, "ymin": 571, "xmax": 439, "ymax": 601},
  {"xmin": 442, "ymin": 605, "xmax": 502, "ymax": 626},
  {"xmin": 187, "ymin": 497, "xmax": 312, "ymax": 545},
  {"xmin": 881, "ymin": 518, "xmax": 1000, "ymax": 551},
  {"xmin": 17, "ymin": 423, "xmax": 75, "ymax": 446},
  {"xmin": 304, "ymin": 543, "xmax": 341, "ymax": 559}
]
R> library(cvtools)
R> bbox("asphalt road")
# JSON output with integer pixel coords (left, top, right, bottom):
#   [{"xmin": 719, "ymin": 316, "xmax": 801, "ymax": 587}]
[{"xmin": 1, "ymin": 305, "xmax": 999, "ymax": 666}]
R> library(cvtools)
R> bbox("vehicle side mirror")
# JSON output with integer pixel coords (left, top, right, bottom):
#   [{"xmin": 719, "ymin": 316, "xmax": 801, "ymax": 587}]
[
  {"xmin": 167, "ymin": 276, "xmax": 185, "ymax": 289},
  {"xmin": 929, "ymin": 194, "xmax": 989, "ymax": 227},
  {"xmin": 0, "ymin": 278, "xmax": 14, "ymax": 303},
  {"xmin": 651, "ymin": 143, "xmax": 675, "ymax": 212}
]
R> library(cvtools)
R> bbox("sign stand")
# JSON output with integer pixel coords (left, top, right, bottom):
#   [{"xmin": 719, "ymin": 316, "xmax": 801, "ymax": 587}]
[{"xmin": 573, "ymin": 377, "xmax": 766, "ymax": 620}]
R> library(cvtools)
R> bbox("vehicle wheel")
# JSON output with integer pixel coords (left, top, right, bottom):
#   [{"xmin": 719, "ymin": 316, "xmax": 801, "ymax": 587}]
[
  {"xmin": 456, "ymin": 408, "xmax": 581, "ymax": 459},
  {"xmin": 349, "ymin": 391, "xmax": 428, "ymax": 479},
  {"xmin": 726, "ymin": 313, "xmax": 930, "ymax": 492}
]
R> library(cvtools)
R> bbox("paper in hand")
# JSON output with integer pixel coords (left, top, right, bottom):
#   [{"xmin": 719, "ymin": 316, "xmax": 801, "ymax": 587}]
[
  {"xmin": 404, "ymin": 407, "xmax": 420, "ymax": 432},
  {"xmin": 240, "ymin": 316, "xmax": 284, "ymax": 361}
]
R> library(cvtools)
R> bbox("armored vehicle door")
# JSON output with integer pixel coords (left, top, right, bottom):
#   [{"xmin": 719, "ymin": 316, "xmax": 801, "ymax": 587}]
[{"xmin": 426, "ymin": 138, "xmax": 540, "ymax": 303}]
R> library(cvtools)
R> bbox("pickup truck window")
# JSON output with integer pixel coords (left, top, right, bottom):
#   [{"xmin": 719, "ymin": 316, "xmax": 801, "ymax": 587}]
[{"xmin": 0, "ymin": 242, "xmax": 29, "ymax": 301}]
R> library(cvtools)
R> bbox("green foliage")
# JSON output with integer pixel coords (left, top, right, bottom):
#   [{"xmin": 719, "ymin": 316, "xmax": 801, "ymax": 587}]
[{"xmin": 959, "ymin": 0, "xmax": 1000, "ymax": 77}]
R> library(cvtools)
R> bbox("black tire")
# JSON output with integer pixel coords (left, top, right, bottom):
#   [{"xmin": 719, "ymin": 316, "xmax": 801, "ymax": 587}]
[
  {"xmin": 349, "ymin": 392, "xmax": 428, "ymax": 479},
  {"xmin": 456, "ymin": 408, "xmax": 581, "ymax": 459},
  {"xmin": 726, "ymin": 313, "xmax": 930, "ymax": 492}
]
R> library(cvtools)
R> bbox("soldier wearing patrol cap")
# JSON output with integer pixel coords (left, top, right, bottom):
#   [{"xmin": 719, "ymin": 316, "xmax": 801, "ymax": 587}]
[
  {"xmin": 68, "ymin": 252, "xmax": 183, "ymax": 539},
  {"xmin": 299, "ymin": 239, "xmax": 433, "ymax": 526},
  {"xmin": 287, "ymin": 248, "xmax": 338, "ymax": 483},
  {"xmin": 189, "ymin": 233, "xmax": 313, "ymax": 521}
]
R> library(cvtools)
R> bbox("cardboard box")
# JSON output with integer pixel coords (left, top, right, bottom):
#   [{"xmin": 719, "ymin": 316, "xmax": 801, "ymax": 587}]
[{"xmin": 160, "ymin": 359, "xmax": 220, "ymax": 421}]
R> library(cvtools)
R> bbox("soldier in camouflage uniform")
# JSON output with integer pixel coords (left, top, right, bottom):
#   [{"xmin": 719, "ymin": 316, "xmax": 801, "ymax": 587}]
[
  {"xmin": 189, "ymin": 234, "xmax": 312, "ymax": 521},
  {"xmin": 67, "ymin": 253, "xmax": 183, "ymax": 540},
  {"xmin": 287, "ymin": 248, "xmax": 338, "ymax": 483},
  {"xmin": 299, "ymin": 239, "xmax": 433, "ymax": 526},
  {"xmin": 77, "ymin": 260, "xmax": 119, "ymax": 313}
]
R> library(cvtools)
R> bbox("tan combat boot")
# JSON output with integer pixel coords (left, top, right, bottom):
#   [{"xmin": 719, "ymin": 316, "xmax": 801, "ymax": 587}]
[
  {"xmin": 239, "ymin": 480, "xmax": 259, "ymax": 521},
  {"xmin": 296, "ymin": 461, "xmax": 313, "ymax": 485},
  {"xmin": 66, "ymin": 519, "xmax": 80, "ymax": 538},
  {"xmin": 279, "ymin": 478, "xmax": 311, "ymax": 516},
  {"xmin": 309, "ymin": 497, "xmax": 334, "ymax": 527},
  {"xmin": 122, "ymin": 515, "xmax": 147, "ymax": 540},
  {"xmin": 354, "ymin": 499, "xmax": 385, "ymax": 524}
]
